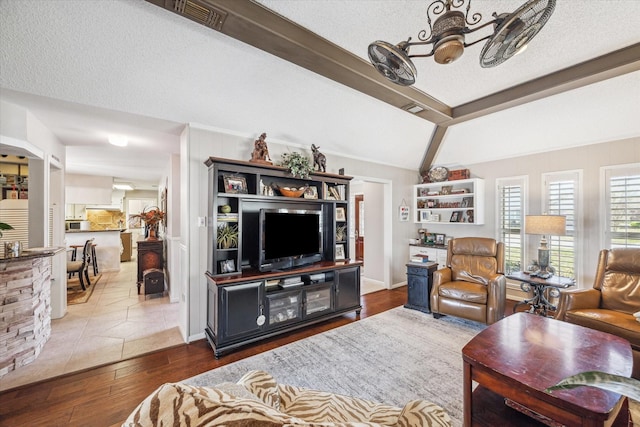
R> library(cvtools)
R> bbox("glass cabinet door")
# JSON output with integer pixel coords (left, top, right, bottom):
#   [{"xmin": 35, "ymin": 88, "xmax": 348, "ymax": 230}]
[
  {"xmin": 266, "ymin": 290, "xmax": 302, "ymax": 327},
  {"xmin": 305, "ymin": 286, "xmax": 332, "ymax": 317}
]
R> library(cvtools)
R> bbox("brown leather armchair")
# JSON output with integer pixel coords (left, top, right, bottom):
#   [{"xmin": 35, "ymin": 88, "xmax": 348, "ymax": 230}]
[
  {"xmin": 430, "ymin": 237, "xmax": 506, "ymax": 325},
  {"xmin": 555, "ymin": 248, "xmax": 640, "ymax": 378}
]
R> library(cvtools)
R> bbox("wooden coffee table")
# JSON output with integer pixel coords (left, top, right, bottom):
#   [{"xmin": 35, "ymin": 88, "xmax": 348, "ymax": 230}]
[{"xmin": 462, "ymin": 313, "xmax": 632, "ymax": 427}]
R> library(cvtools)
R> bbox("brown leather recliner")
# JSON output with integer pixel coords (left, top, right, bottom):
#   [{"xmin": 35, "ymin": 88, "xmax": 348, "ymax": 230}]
[
  {"xmin": 430, "ymin": 237, "xmax": 506, "ymax": 325},
  {"xmin": 555, "ymin": 248, "xmax": 640, "ymax": 378}
]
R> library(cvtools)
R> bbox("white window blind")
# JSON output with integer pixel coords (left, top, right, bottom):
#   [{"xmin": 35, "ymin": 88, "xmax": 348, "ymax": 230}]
[
  {"xmin": 605, "ymin": 166, "xmax": 640, "ymax": 249},
  {"xmin": 497, "ymin": 178, "xmax": 525, "ymax": 274},
  {"xmin": 544, "ymin": 173, "xmax": 579, "ymax": 278}
]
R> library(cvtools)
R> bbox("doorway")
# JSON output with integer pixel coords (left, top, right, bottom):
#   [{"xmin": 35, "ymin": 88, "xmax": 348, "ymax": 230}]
[{"xmin": 350, "ymin": 178, "xmax": 391, "ymax": 294}]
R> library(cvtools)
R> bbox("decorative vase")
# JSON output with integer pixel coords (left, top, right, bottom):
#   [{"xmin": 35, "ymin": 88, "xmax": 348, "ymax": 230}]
[{"xmin": 147, "ymin": 224, "xmax": 158, "ymax": 240}]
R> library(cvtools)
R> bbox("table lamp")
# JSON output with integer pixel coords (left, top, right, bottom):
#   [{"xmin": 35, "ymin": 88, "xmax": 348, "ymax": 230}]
[{"xmin": 525, "ymin": 215, "xmax": 566, "ymax": 275}]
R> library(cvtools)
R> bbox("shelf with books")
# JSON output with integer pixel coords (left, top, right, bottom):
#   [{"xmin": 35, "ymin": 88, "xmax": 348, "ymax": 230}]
[{"xmin": 414, "ymin": 178, "xmax": 484, "ymax": 225}]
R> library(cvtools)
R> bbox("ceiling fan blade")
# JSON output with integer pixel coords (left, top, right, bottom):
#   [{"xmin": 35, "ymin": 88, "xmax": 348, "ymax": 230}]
[
  {"xmin": 480, "ymin": 0, "xmax": 556, "ymax": 68},
  {"xmin": 368, "ymin": 41, "xmax": 417, "ymax": 86}
]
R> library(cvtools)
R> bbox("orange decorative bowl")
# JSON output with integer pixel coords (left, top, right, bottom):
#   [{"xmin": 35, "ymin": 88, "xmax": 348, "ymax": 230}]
[{"xmin": 274, "ymin": 184, "xmax": 307, "ymax": 198}]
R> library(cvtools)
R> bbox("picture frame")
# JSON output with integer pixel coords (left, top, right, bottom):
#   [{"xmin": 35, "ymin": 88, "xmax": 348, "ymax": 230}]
[
  {"xmin": 220, "ymin": 259, "xmax": 236, "ymax": 274},
  {"xmin": 435, "ymin": 233, "xmax": 445, "ymax": 245},
  {"xmin": 223, "ymin": 174, "xmax": 248, "ymax": 194},
  {"xmin": 420, "ymin": 210, "xmax": 430, "ymax": 222},
  {"xmin": 450, "ymin": 211, "xmax": 461, "ymax": 222},
  {"xmin": 336, "ymin": 207, "xmax": 346, "ymax": 222},
  {"xmin": 426, "ymin": 233, "xmax": 435, "ymax": 244},
  {"xmin": 335, "ymin": 244, "xmax": 345, "ymax": 261},
  {"xmin": 427, "ymin": 199, "xmax": 436, "ymax": 208},
  {"xmin": 461, "ymin": 196, "xmax": 473, "ymax": 208},
  {"xmin": 399, "ymin": 204, "xmax": 410, "ymax": 222},
  {"xmin": 303, "ymin": 186, "xmax": 318, "ymax": 199}
]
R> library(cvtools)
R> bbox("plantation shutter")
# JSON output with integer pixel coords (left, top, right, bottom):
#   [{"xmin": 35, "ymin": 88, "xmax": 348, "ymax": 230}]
[
  {"xmin": 545, "ymin": 176, "xmax": 577, "ymax": 278},
  {"xmin": 607, "ymin": 172, "xmax": 640, "ymax": 249},
  {"xmin": 497, "ymin": 178, "xmax": 524, "ymax": 274}
]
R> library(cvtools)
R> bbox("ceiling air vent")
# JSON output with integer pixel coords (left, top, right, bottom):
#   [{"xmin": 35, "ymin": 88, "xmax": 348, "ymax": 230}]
[{"xmin": 171, "ymin": 0, "xmax": 227, "ymax": 31}]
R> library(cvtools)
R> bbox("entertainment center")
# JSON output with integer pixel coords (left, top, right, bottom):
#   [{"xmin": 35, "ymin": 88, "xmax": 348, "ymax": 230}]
[{"xmin": 204, "ymin": 157, "xmax": 362, "ymax": 357}]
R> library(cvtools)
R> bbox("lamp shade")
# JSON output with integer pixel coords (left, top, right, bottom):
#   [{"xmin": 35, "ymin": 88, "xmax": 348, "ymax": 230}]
[{"xmin": 525, "ymin": 215, "xmax": 566, "ymax": 236}]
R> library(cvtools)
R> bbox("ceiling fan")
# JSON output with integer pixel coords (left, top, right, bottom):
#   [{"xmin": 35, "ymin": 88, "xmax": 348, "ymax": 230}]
[{"xmin": 368, "ymin": 0, "xmax": 556, "ymax": 86}]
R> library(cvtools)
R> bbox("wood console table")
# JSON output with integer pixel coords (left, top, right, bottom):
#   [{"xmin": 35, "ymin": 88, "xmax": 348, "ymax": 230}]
[{"xmin": 137, "ymin": 239, "xmax": 163, "ymax": 293}]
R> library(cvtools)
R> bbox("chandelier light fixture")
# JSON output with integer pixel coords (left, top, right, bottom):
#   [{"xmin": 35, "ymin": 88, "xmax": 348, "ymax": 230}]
[{"xmin": 368, "ymin": 0, "xmax": 556, "ymax": 86}]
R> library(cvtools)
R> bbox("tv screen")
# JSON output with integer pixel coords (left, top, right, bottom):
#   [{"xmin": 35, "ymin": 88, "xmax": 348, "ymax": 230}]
[{"xmin": 260, "ymin": 209, "xmax": 322, "ymax": 271}]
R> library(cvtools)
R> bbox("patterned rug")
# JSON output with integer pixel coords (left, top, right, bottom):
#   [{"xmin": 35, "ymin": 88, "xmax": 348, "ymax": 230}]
[
  {"xmin": 67, "ymin": 273, "xmax": 102, "ymax": 304},
  {"xmin": 185, "ymin": 306, "xmax": 486, "ymax": 426}
]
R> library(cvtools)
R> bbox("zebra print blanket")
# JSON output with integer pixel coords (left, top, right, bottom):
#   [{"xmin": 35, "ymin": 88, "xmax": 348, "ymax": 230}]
[{"xmin": 122, "ymin": 370, "xmax": 451, "ymax": 426}]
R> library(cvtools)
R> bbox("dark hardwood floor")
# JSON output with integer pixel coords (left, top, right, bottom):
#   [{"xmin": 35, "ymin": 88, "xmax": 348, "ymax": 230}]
[{"xmin": 0, "ymin": 288, "xmax": 410, "ymax": 427}]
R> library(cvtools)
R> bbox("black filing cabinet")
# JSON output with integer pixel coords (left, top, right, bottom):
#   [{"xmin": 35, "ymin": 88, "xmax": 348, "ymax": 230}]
[{"xmin": 405, "ymin": 262, "xmax": 438, "ymax": 313}]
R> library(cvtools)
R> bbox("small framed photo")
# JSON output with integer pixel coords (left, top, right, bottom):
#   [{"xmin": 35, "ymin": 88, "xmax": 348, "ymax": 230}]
[
  {"xmin": 303, "ymin": 186, "xmax": 318, "ymax": 199},
  {"xmin": 399, "ymin": 205, "xmax": 410, "ymax": 222},
  {"xmin": 223, "ymin": 175, "xmax": 248, "ymax": 194},
  {"xmin": 450, "ymin": 211, "xmax": 461, "ymax": 222},
  {"xmin": 435, "ymin": 233, "xmax": 445, "ymax": 245},
  {"xmin": 420, "ymin": 210, "xmax": 430, "ymax": 222},
  {"xmin": 427, "ymin": 199, "xmax": 436, "ymax": 208},
  {"xmin": 335, "ymin": 244, "xmax": 345, "ymax": 261},
  {"xmin": 219, "ymin": 259, "xmax": 236, "ymax": 274},
  {"xmin": 336, "ymin": 207, "xmax": 346, "ymax": 222},
  {"xmin": 461, "ymin": 197, "xmax": 473, "ymax": 208},
  {"xmin": 426, "ymin": 233, "xmax": 435, "ymax": 244}
]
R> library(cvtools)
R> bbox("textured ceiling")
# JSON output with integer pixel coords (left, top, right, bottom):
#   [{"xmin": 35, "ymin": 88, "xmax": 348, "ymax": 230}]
[{"xmin": 0, "ymin": 0, "xmax": 639, "ymax": 188}]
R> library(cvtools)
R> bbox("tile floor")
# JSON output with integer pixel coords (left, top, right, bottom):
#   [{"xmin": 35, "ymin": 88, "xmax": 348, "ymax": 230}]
[{"xmin": 0, "ymin": 257, "xmax": 183, "ymax": 391}]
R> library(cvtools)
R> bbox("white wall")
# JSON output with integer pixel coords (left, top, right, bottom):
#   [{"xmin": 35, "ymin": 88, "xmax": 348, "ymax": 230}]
[
  {"xmin": 427, "ymin": 137, "xmax": 640, "ymax": 288},
  {"xmin": 1, "ymin": 100, "xmax": 67, "ymax": 318}
]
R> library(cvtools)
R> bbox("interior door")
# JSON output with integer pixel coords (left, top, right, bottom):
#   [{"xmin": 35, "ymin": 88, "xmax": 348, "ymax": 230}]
[{"xmin": 355, "ymin": 194, "xmax": 364, "ymax": 262}]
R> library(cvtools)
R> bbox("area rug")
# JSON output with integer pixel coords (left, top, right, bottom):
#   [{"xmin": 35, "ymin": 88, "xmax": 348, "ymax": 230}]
[
  {"xmin": 67, "ymin": 273, "xmax": 102, "ymax": 305},
  {"xmin": 185, "ymin": 306, "xmax": 486, "ymax": 426}
]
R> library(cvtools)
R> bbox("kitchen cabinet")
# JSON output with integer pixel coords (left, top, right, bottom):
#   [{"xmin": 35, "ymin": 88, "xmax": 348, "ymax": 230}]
[
  {"xmin": 65, "ymin": 204, "xmax": 87, "ymax": 220},
  {"xmin": 120, "ymin": 232, "xmax": 132, "ymax": 262}
]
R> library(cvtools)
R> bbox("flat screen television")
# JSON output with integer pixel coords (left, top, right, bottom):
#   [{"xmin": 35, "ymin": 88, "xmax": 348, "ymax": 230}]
[{"xmin": 258, "ymin": 208, "xmax": 323, "ymax": 272}]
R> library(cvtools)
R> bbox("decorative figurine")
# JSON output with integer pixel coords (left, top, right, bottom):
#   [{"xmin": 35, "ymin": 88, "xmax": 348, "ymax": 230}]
[
  {"xmin": 311, "ymin": 144, "xmax": 326, "ymax": 172},
  {"xmin": 250, "ymin": 132, "xmax": 272, "ymax": 164}
]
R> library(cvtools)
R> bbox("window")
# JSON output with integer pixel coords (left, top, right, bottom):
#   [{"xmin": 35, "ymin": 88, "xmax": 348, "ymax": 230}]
[
  {"xmin": 543, "ymin": 172, "xmax": 581, "ymax": 278},
  {"xmin": 497, "ymin": 177, "xmax": 526, "ymax": 274},
  {"xmin": 603, "ymin": 164, "xmax": 640, "ymax": 249}
]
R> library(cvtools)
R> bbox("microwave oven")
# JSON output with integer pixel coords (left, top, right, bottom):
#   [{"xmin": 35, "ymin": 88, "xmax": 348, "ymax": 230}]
[{"xmin": 66, "ymin": 220, "xmax": 91, "ymax": 231}]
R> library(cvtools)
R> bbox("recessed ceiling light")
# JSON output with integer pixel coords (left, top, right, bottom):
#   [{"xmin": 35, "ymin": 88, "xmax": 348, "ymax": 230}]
[
  {"xmin": 113, "ymin": 183, "xmax": 134, "ymax": 191},
  {"xmin": 402, "ymin": 104, "xmax": 425, "ymax": 114},
  {"xmin": 108, "ymin": 136, "xmax": 128, "ymax": 147}
]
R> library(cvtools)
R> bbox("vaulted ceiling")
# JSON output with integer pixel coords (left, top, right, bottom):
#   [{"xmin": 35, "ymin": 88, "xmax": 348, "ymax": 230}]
[{"xmin": 1, "ymin": 0, "xmax": 639, "ymax": 187}]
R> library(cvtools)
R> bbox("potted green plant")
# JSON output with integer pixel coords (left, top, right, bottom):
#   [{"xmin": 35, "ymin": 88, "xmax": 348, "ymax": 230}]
[
  {"xmin": 0, "ymin": 222, "xmax": 13, "ymax": 238},
  {"xmin": 279, "ymin": 152, "xmax": 313, "ymax": 179},
  {"xmin": 217, "ymin": 223, "xmax": 238, "ymax": 249},
  {"xmin": 546, "ymin": 371, "xmax": 640, "ymax": 401}
]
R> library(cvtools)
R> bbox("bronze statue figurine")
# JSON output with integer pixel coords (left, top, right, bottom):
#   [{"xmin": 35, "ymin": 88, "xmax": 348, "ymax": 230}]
[
  {"xmin": 250, "ymin": 132, "xmax": 272, "ymax": 164},
  {"xmin": 311, "ymin": 144, "xmax": 326, "ymax": 172}
]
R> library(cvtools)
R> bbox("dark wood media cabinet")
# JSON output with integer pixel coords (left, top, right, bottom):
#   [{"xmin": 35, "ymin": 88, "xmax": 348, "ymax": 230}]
[
  {"xmin": 204, "ymin": 157, "xmax": 358, "ymax": 357},
  {"xmin": 205, "ymin": 261, "xmax": 361, "ymax": 357}
]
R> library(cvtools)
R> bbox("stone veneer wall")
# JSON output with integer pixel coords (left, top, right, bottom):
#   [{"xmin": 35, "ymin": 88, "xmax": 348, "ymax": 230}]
[{"xmin": 0, "ymin": 256, "xmax": 52, "ymax": 377}]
